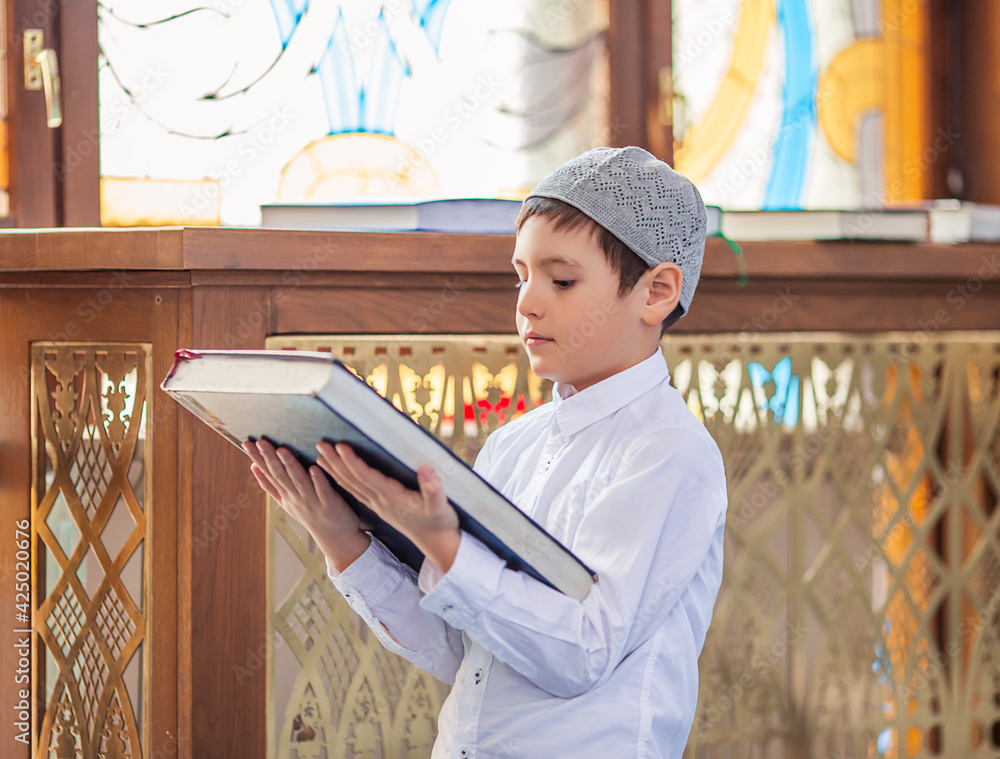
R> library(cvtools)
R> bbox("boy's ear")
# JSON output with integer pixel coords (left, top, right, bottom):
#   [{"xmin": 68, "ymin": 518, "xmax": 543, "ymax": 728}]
[{"xmin": 640, "ymin": 263, "xmax": 683, "ymax": 326}]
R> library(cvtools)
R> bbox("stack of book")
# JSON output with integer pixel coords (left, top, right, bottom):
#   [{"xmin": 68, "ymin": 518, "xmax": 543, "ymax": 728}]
[
  {"xmin": 718, "ymin": 200, "xmax": 1000, "ymax": 243},
  {"xmin": 258, "ymin": 197, "xmax": 1000, "ymax": 243}
]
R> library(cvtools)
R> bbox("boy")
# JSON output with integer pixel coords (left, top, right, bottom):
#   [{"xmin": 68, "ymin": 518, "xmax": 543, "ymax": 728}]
[{"xmin": 245, "ymin": 146, "xmax": 728, "ymax": 758}]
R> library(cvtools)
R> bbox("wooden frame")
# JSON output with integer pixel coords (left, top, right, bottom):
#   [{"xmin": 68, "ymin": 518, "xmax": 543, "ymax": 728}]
[
  {"xmin": 5, "ymin": 0, "xmax": 100, "ymax": 226},
  {"xmin": 607, "ymin": 0, "xmax": 673, "ymax": 163}
]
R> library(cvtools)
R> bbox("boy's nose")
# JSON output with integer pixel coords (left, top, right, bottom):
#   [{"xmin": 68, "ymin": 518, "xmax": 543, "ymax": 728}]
[{"xmin": 516, "ymin": 279, "xmax": 544, "ymax": 319}]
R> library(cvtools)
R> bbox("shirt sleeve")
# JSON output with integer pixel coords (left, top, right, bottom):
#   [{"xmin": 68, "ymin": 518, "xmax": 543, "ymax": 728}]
[
  {"xmin": 416, "ymin": 427, "xmax": 727, "ymax": 698},
  {"xmin": 327, "ymin": 535, "xmax": 465, "ymax": 684}
]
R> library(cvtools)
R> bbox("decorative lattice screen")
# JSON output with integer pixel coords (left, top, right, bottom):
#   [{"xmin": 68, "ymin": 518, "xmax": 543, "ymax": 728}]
[
  {"xmin": 32, "ymin": 343, "xmax": 150, "ymax": 759},
  {"xmin": 265, "ymin": 333, "xmax": 1000, "ymax": 759}
]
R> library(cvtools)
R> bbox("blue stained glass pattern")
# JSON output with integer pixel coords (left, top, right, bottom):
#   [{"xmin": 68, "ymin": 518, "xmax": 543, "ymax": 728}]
[
  {"xmin": 748, "ymin": 356, "xmax": 800, "ymax": 427},
  {"xmin": 763, "ymin": 0, "xmax": 817, "ymax": 209},
  {"xmin": 269, "ymin": 0, "xmax": 308, "ymax": 48},
  {"xmin": 296, "ymin": 8, "xmax": 415, "ymax": 135},
  {"xmin": 412, "ymin": 0, "xmax": 454, "ymax": 54},
  {"xmin": 361, "ymin": 10, "xmax": 411, "ymax": 133},
  {"xmin": 98, "ymin": 0, "xmax": 609, "ymax": 225},
  {"xmin": 673, "ymin": 0, "xmax": 892, "ymax": 210},
  {"xmin": 319, "ymin": 11, "xmax": 361, "ymax": 133}
]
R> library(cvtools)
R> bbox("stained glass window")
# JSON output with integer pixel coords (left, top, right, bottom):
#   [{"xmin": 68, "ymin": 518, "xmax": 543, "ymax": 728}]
[
  {"xmin": 98, "ymin": 0, "xmax": 609, "ymax": 226},
  {"xmin": 673, "ymin": 0, "xmax": 929, "ymax": 210}
]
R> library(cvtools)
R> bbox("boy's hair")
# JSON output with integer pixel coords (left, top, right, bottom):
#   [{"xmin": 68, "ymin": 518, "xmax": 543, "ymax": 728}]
[{"xmin": 516, "ymin": 196, "xmax": 685, "ymax": 333}]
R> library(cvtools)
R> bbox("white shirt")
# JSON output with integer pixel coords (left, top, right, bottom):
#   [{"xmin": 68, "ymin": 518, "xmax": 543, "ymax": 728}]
[{"xmin": 329, "ymin": 350, "xmax": 728, "ymax": 758}]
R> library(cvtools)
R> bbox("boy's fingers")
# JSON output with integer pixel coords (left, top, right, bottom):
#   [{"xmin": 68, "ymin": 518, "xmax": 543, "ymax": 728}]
[
  {"xmin": 280, "ymin": 450, "xmax": 317, "ymax": 499},
  {"xmin": 251, "ymin": 464, "xmax": 282, "ymax": 501},
  {"xmin": 255, "ymin": 441, "xmax": 298, "ymax": 497},
  {"xmin": 244, "ymin": 441, "xmax": 271, "ymax": 473},
  {"xmin": 335, "ymin": 444, "xmax": 396, "ymax": 492},
  {"xmin": 310, "ymin": 466, "xmax": 345, "ymax": 507},
  {"xmin": 417, "ymin": 465, "xmax": 446, "ymax": 508},
  {"xmin": 320, "ymin": 445, "xmax": 378, "ymax": 501},
  {"xmin": 316, "ymin": 440, "xmax": 338, "ymax": 460},
  {"xmin": 324, "ymin": 444, "xmax": 414, "ymax": 519}
]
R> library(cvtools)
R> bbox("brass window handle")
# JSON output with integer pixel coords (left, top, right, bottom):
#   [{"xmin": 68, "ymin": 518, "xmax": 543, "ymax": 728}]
[{"xmin": 24, "ymin": 29, "xmax": 62, "ymax": 128}]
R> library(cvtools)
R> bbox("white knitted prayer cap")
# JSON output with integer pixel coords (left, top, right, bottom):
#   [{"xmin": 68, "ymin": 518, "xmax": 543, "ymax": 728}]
[{"xmin": 525, "ymin": 146, "xmax": 707, "ymax": 315}]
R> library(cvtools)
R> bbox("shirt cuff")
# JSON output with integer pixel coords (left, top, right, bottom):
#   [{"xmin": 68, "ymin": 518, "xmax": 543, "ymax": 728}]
[
  {"xmin": 418, "ymin": 532, "xmax": 505, "ymax": 628},
  {"xmin": 327, "ymin": 535, "xmax": 414, "ymax": 608}
]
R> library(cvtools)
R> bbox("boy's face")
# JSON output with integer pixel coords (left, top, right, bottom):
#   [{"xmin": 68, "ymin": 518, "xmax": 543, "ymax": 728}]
[{"xmin": 511, "ymin": 215, "xmax": 656, "ymax": 391}]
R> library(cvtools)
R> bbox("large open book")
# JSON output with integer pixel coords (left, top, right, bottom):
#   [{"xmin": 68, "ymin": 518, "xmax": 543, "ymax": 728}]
[{"xmin": 161, "ymin": 349, "xmax": 596, "ymax": 601}]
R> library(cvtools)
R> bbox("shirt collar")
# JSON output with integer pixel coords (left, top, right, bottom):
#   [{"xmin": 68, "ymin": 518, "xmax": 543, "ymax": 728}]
[{"xmin": 551, "ymin": 350, "xmax": 671, "ymax": 437}]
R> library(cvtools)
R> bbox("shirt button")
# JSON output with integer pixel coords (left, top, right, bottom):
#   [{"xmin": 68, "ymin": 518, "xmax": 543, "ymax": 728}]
[
  {"xmin": 473, "ymin": 668, "xmax": 483, "ymax": 684},
  {"xmin": 459, "ymin": 749, "xmax": 469, "ymax": 757},
  {"xmin": 442, "ymin": 604, "xmax": 453, "ymax": 612}
]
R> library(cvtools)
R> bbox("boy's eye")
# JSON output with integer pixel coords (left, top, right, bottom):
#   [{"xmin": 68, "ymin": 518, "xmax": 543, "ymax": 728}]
[{"xmin": 553, "ymin": 279, "xmax": 575, "ymax": 289}]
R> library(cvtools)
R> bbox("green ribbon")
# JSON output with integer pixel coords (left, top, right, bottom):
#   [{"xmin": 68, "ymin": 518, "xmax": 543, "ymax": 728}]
[{"xmin": 710, "ymin": 230, "xmax": 747, "ymax": 287}]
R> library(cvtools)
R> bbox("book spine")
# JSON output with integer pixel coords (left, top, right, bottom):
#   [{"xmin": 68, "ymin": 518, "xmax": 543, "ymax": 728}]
[{"xmin": 161, "ymin": 349, "xmax": 203, "ymax": 386}]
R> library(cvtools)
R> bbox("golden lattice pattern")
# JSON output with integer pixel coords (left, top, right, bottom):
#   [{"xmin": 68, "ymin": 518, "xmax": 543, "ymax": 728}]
[
  {"xmin": 32, "ymin": 343, "xmax": 151, "ymax": 759},
  {"xmin": 267, "ymin": 333, "xmax": 1000, "ymax": 758},
  {"xmin": 95, "ymin": 588, "xmax": 138, "ymax": 661},
  {"xmin": 49, "ymin": 583, "xmax": 86, "ymax": 658}
]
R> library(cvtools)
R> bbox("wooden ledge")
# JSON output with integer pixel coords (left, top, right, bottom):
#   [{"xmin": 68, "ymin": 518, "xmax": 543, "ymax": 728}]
[{"xmin": 0, "ymin": 227, "xmax": 997, "ymax": 286}]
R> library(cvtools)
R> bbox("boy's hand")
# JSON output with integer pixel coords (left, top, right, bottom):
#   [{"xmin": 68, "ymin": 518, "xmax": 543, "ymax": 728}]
[
  {"xmin": 317, "ymin": 441, "xmax": 461, "ymax": 572},
  {"xmin": 243, "ymin": 439, "xmax": 371, "ymax": 571}
]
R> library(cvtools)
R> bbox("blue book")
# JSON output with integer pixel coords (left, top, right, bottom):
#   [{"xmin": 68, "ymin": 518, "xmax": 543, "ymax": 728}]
[{"xmin": 162, "ymin": 349, "xmax": 596, "ymax": 601}]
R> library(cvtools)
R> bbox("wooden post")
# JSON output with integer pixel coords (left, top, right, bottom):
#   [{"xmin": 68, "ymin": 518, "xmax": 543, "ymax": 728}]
[{"xmin": 960, "ymin": 0, "xmax": 1000, "ymax": 204}]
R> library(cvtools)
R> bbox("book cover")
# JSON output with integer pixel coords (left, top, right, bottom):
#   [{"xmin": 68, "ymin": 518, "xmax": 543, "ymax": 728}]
[
  {"xmin": 894, "ymin": 199, "xmax": 1000, "ymax": 243},
  {"xmin": 718, "ymin": 201, "xmax": 1000, "ymax": 243},
  {"xmin": 161, "ymin": 349, "xmax": 596, "ymax": 601},
  {"xmin": 720, "ymin": 208, "xmax": 930, "ymax": 242},
  {"xmin": 260, "ymin": 198, "xmax": 522, "ymax": 234}
]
